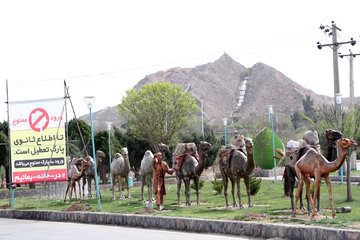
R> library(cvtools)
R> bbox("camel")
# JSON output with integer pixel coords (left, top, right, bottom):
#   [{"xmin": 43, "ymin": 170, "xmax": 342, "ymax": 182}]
[
  {"xmin": 293, "ymin": 137, "xmax": 357, "ymax": 218},
  {"xmin": 111, "ymin": 147, "xmax": 131, "ymax": 200},
  {"xmin": 96, "ymin": 150, "xmax": 107, "ymax": 184},
  {"xmin": 64, "ymin": 158, "xmax": 89, "ymax": 202},
  {"xmin": 139, "ymin": 143, "xmax": 169, "ymax": 203},
  {"xmin": 219, "ymin": 137, "xmax": 255, "ymax": 209},
  {"xmin": 280, "ymin": 129, "xmax": 342, "ymax": 213},
  {"xmin": 175, "ymin": 141, "xmax": 212, "ymax": 206},
  {"xmin": 82, "ymin": 151, "xmax": 105, "ymax": 199}
]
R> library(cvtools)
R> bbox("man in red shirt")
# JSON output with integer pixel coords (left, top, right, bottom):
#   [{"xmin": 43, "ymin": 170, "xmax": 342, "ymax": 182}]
[{"xmin": 153, "ymin": 152, "xmax": 174, "ymax": 211}]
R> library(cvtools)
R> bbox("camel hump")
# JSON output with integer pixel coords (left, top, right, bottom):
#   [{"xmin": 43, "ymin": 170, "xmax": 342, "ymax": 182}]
[
  {"xmin": 143, "ymin": 150, "xmax": 154, "ymax": 159},
  {"xmin": 297, "ymin": 148, "xmax": 320, "ymax": 165}
]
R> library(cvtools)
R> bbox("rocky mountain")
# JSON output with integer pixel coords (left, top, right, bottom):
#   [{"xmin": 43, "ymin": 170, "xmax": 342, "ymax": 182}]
[{"xmin": 81, "ymin": 54, "xmax": 333, "ymax": 131}]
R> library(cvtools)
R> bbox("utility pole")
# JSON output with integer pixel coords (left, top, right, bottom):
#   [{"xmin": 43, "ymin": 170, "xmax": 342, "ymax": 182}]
[
  {"xmin": 339, "ymin": 50, "xmax": 360, "ymax": 108},
  {"xmin": 339, "ymin": 50, "xmax": 360, "ymax": 201},
  {"xmin": 317, "ymin": 21, "xmax": 356, "ymax": 107}
]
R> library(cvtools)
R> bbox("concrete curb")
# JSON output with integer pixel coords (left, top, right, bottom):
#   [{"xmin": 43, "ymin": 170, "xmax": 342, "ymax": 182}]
[
  {"xmin": 330, "ymin": 176, "xmax": 360, "ymax": 182},
  {"xmin": 1, "ymin": 209, "xmax": 360, "ymax": 240}
]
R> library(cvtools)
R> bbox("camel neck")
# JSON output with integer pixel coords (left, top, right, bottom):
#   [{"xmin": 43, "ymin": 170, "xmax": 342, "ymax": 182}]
[
  {"xmin": 245, "ymin": 148, "xmax": 255, "ymax": 173},
  {"xmin": 195, "ymin": 149, "xmax": 206, "ymax": 176},
  {"xmin": 327, "ymin": 143, "xmax": 347, "ymax": 172}
]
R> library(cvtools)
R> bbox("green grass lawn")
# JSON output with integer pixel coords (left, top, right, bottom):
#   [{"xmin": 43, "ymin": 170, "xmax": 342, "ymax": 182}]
[{"xmin": 1, "ymin": 179, "xmax": 360, "ymax": 230}]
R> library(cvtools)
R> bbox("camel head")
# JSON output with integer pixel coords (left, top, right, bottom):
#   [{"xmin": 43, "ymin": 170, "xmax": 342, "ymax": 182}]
[
  {"xmin": 96, "ymin": 150, "xmax": 105, "ymax": 158},
  {"xmin": 122, "ymin": 147, "xmax": 128, "ymax": 157},
  {"xmin": 114, "ymin": 153, "xmax": 122, "ymax": 159},
  {"xmin": 326, "ymin": 129, "xmax": 343, "ymax": 147},
  {"xmin": 79, "ymin": 158, "xmax": 89, "ymax": 168},
  {"xmin": 199, "ymin": 141, "xmax": 212, "ymax": 152},
  {"xmin": 338, "ymin": 138, "xmax": 357, "ymax": 149},
  {"xmin": 245, "ymin": 138, "xmax": 253, "ymax": 153},
  {"xmin": 158, "ymin": 143, "xmax": 169, "ymax": 153},
  {"xmin": 233, "ymin": 134, "xmax": 245, "ymax": 148}
]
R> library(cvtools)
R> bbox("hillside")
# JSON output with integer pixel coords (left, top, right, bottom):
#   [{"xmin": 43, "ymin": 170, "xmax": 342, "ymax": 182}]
[{"xmin": 81, "ymin": 54, "xmax": 333, "ymax": 131}]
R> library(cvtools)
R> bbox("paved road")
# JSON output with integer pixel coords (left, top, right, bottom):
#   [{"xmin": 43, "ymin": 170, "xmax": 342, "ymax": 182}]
[{"xmin": 0, "ymin": 218, "xmax": 262, "ymax": 240}]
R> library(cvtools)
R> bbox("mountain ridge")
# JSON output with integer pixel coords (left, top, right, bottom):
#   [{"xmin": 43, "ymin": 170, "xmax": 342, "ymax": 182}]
[{"xmin": 80, "ymin": 54, "xmax": 334, "ymax": 131}]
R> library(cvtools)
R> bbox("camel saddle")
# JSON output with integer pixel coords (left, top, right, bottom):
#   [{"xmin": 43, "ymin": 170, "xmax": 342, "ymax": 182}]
[
  {"xmin": 172, "ymin": 143, "xmax": 199, "ymax": 173},
  {"xmin": 283, "ymin": 137, "xmax": 320, "ymax": 168}
]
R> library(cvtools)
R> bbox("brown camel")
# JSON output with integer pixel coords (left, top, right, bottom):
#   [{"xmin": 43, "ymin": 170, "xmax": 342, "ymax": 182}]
[
  {"xmin": 219, "ymin": 137, "xmax": 255, "ymax": 208},
  {"xmin": 175, "ymin": 141, "xmax": 212, "ymax": 206},
  {"xmin": 64, "ymin": 158, "xmax": 89, "ymax": 202},
  {"xmin": 293, "ymin": 137, "xmax": 357, "ymax": 218},
  {"xmin": 82, "ymin": 150, "xmax": 105, "ymax": 199},
  {"xmin": 280, "ymin": 129, "xmax": 343, "ymax": 213}
]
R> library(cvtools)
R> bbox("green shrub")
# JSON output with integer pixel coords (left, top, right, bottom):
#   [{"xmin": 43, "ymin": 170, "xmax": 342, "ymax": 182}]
[
  {"xmin": 211, "ymin": 178, "xmax": 223, "ymax": 194},
  {"xmin": 250, "ymin": 176, "xmax": 262, "ymax": 195},
  {"xmin": 191, "ymin": 180, "xmax": 204, "ymax": 190}
]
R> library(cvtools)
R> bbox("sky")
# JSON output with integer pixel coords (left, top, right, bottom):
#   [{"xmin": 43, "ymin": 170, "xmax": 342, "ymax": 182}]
[{"xmin": 1, "ymin": 0, "xmax": 360, "ymax": 123}]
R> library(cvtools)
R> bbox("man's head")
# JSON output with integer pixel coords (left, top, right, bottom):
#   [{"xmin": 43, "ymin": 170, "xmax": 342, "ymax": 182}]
[{"xmin": 156, "ymin": 152, "xmax": 163, "ymax": 162}]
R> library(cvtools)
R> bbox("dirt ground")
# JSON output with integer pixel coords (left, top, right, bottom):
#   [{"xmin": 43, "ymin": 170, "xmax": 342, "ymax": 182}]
[
  {"xmin": 63, "ymin": 204, "xmax": 92, "ymax": 212},
  {"xmin": 0, "ymin": 204, "xmax": 10, "ymax": 209}
]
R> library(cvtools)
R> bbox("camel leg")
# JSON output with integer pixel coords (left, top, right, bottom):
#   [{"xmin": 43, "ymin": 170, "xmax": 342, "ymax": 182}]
[
  {"xmin": 78, "ymin": 180, "xmax": 82, "ymax": 201},
  {"xmin": 324, "ymin": 174, "xmax": 336, "ymax": 218},
  {"xmin": 74, "ymin": 180, "xmax": 78, "ymax": 201},
  {"xmin": 304, "ymin": 175, "xmax": 315, "ymax": 217},
  {"xmin": 230, "ymin": 177, "xmax": 237, "ymax": 207},
  {"xmin": 112, "ymin": 174, "xmax": 116, "ymax": 200},
  {"xmin": 82, "ymin": 177, "xmax": 86, "ymax": 198},
  {"xmin": 141, "ymin": 175, "xmax": 145, "ymax": 203},
  {"xmin": 311, "ymin": 170, "xmax": 321, "ymax": 217},
  {"xmin": 126, "ymin": 175, "xmax": 131, "ymax": 198},
  {"xmin": 194, "ymin": 177, "xmax": 200, "ymax": 205},
  {"xmin": 316, "ymin": 190, "xmax": 322, "ymax": 212},
  {"xmin": 88, "ymin": 177, "xmax": 92, "ymax": 199},
  {"xmin": 64, "ymin": 181, "xmax": 71, "ymax": 202},
  {"xmin": 236, "ymin": 176, "xmax": 244, "ymax": 209},
  {"xmin": 221, "ymin": 170, "xmax": 230, "ymax": 208},
  {"xmin": 176, "ymin": 174, "xmax": 182, "ymax": 206},
  {"xmin": 184, "ymin": 178, "xmax": 191, "ymax": 206},
  {"xmin": 69, "ymin": 180, "xmax": 75, "ymax": 202},
  {"xmin": 288, "ymin": 169, "xmax": 296, "ymax": 211},
  {"xmin": 293, "ymin": 167, "xmax": 304, "ymax": 217},
  {"xmin": 244, "ymin": 175, "xmax": 253, "ymax": 207},
  {"xmin": 148, "ymin": 175, "xmax": 154, "ymax": 203},
  {"xmin": 119, "ymin": 176, "xmax": 124, "ymax": 200}
]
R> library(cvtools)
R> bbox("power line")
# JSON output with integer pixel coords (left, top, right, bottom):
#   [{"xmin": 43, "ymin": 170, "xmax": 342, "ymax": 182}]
[
  {"xmin": 8, "ymin": 30, "xmax": 320, "ymax": 87},
  {"xmin": 317, "ymin": 21, "xmax": 356, "ymax": 107}
]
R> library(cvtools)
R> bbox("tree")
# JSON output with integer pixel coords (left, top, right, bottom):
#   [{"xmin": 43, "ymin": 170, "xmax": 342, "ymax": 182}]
[
  {"xmin": 291, "ymin": 111, "xmax": 301, "ymax": 130},
  {"xmin": 118, "ymin": 82, "xmax": 200, "ymax": 150},
  {"xmin": 0, "ymin": 121, "xmax": 9, "ymax": 137},
  {"xmin": 113, "ymin": 127, "xmax": 152, "ymax": 169},
  {"xmin": 0, "ymin": 132, "xmax": 8, "ymax": 167},
  {"xmin": 67, "ymin": 119, "xmax": 91, "ymax": 156},
  {"xmin": 94, "ymin": 130, "xmax": 122, "ymax": 159},
  {"xmin": 302, "ymin": 95, "xmax": 315, "ymax": 120}
]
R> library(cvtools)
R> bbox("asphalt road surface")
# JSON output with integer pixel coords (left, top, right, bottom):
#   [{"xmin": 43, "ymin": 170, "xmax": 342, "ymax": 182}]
[{"xmin": 0, "ymin": 218, "xmax": 263, "ymax": 240}]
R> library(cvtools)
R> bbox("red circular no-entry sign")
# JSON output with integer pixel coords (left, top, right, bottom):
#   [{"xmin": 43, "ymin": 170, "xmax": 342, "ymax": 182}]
[{"xmin": 29, "ymin": 108, "xmax": 50, "ymax": 132}]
